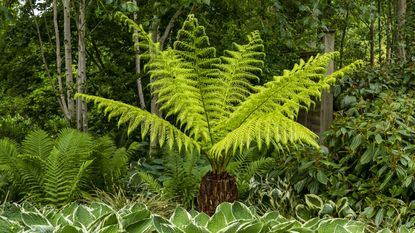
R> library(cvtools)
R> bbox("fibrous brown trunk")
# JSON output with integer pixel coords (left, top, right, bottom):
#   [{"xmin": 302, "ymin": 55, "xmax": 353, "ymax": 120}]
[{"xmin": 198, "ymin": 172, "xmax": 238, "ymax": 216}]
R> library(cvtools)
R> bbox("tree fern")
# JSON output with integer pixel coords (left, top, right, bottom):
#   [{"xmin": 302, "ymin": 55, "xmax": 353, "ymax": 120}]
[{"xmin": 77, "ymin": 13, "xmax": 362, "ymax": 176}]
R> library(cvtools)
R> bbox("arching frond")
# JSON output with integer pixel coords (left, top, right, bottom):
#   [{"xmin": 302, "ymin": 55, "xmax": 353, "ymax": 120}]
[
  {"xmin": 148, "ymin": 49, "xmax": 210, "ymax": 143},
  {"xmin": 22, "ymin": 130, "xmax": 54, "ymax": 160},
  {"xmin": 75, "ymin": 94, "xmax": 200, "ymax": 153},
  {"xmin": 114, "ymin": 11, "xmax": 160, "ymax": 59},
  {"xmin": 214, "ymin": 30, "xmax": 265, "ymax": 130},
  {"xmin": 210, "ymin": 112, "xmax": 318, "ymax": 171},
  {"xmin": 225, "ymin": 53, "xmax": 341, "ymax": 131},
  {"xmin": 173, "ymin": 14, "xmax": 223, "ymax": 144}
]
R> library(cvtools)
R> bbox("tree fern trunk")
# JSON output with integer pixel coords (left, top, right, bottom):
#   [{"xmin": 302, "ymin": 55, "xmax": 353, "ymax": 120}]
[{"xmin": 198, "ymin": 172, "xmax": 238, "ymax": 215}]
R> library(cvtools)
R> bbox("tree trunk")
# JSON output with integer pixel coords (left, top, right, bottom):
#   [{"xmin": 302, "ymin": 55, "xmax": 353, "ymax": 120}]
[
  {"xmin": 76, "ymin": 0, "xmax": 87, "ymax": 131},
  {"xmin": 370, "ymin": 18, "xmax": 375, "ymax": 66},
  {"xmin": 53, "ymin": 0, "xmax": 71, "ymax": 121},
  {"xmin": 63, "ymin": 0, "xmax": 75, "ymax": 123},
  {"xmin": 378, "ymin": 0, "xmax": 382, "ymax": 63},
  {"xmin": 198, "ymin": 172, "xmax": 238, "ymax": 216},
  {"xmin": 339, "ymin": 9, "xmax": 349, "ymax": 68},
  {"xmin": 386, "ymin": 0, "xmax": 393, "ymax": 63},
  {"xmin": 134, "ymin": 10, "xmax": 146, "ymax": 110},
  {"xmin": 396, "ymin": 0, "xmax": 407, "ymax": 61}
]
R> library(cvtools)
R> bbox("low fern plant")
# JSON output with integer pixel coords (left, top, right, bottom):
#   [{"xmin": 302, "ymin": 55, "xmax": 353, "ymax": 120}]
[{"xmin": 0, "ymin": 129, "xmax": 130, "ymax": 205}]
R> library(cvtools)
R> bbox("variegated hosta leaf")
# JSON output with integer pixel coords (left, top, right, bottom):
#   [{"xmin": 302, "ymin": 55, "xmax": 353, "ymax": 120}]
[{"xmin": 0, "ymin": 201, "xmax": 401, "ymax": 233}]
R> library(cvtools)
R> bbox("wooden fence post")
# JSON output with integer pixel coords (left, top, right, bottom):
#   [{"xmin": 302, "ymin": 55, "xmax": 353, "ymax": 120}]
[
  {"xmin": 297, "ymin": 29, "xmax": 335, "ymax": 143},
  {"xmin": 320, "ymin": 29, "xmax": 335, "ymax": 137}
]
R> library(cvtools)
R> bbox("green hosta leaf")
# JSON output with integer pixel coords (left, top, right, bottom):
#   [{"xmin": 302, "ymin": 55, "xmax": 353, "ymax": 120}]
[
  {"xmin": 305, "ymin": 194, "xmax": 323, "ymax": 210},
  {"xmin": 159, "ymin": 224, "xmax": 184, "ymax": 233},
  {"xmin": 271, "ymin": 220, "xmax": 301, "ymax": 232},
  {"xmin": 216, "ymin": 202, "xmax": 235, "ymax": 223},
  {"xmin": 125, "ymin": 219, "xmax": 153, "ymax": 233},
  {"xmin": 121, "ymin": 209, "xmax": 151, "ymax": 228},
  {"xmin": 73, "ymin": 205, "xmax": 95, "ymax": 227},
  {"xmin": 0, "ymin": 216, "xmax": 23, "ymax": 233},
  {"xmin": 98, "ymin": 224, "xmax": 119, "ymax": 233},
  {"xmin": 231, "ymin": 202, "xmax": 254, "ymax": 220},
  {"xmin": 295, "ymin": 205, "xmax": 312, "ymax": 222},
  {"xmin": 21, "ymin": 211, "xmax": 51, "ymax": 228},
  {"xmin": 182, "ymin": 222, "xmax": 209, "ymax": 233},
  {"xmin": 261, "ymin": 211, "xmax": 279, "ymax": 223},
  {"xmin": 207, "ymin": 212, "xmax": 227, "ymax": 232},
  {"xmin": 89, "ymin": 203, "xmax": 114, "ymax": 218},
  {"xmin": 318, "ymin": 203, "xmax": 334, "ymax": 216},
  {"xmin": 317, "ymin": 219, "xmax": 350, "ymax": 233},
  {"xmin": 153, "ymin": 215, "xmax": 171, "ymax": 233},
  {"xmin": 170, "ymin": 207, "xmax": 192, "ymax": 228},
  {"xmin": 237, "ymin": 221, "xmax": 263, "ymax": 233},
  {"xmin": 216, "ymin": 221, "xmax": 245, "ymax": 233},
  {"xmin": 100, "ymin": 213, "xmax": 119, "ymax": 228},
  {"xmin": 194, "ymin": 213, "xmax": 210, "ymax": 227},
  {"xmin": 56, "ymin": 225, "xmax": 82, "ymax": 233}
]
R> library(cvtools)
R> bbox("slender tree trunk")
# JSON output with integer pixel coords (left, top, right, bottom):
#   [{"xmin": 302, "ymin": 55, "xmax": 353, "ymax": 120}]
[
  {"xmin": 396, "ymin": 0, "xmax": 407, "ymax": 61},
  {"xmin": 339, "ymin": 9, "xmax": 349, "ymax": 68},
  {"xmin": 386, "ymin": 0, "xmax": 393, "ymax": 62},
  {"xmin": 63, "ymin": 0, "xmax": 75, "ymax": 123},
  {"xmin": 53, "ymin": 0, "xmax": 71, "ymax": 121},
  {"xmin": 77, "ymin": 0, "xmax": 87, "ymax": 131},
  {"xmin": 134, "ymin": 10, "xmax": 146, "ymax": 110},
  {"xmin": 370, "ymin": 18, "xmax": 375, "ymax": 66},
  {"xmin": 378, "ymin": 0, "xmax": 382, "ymax": 63}
]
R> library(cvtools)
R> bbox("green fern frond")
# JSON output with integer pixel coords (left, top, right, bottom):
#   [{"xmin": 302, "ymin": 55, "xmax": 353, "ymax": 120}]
[
  {"xmin": 173, "ymin": 14, "xmax": 223, "ymax": 144},
  {"xmin": 0, "ymin": 138, "xmax": 18, "ymax": 173},
  {"xmin": 22, "ymin": 130, "xmax": 53, "ymax": 160},
  {"xmin": 43, "ymin": 148, "xmax": 69, "ymax": 205},
  {"xmin": 136, "ymin": 171, "xmax": 162, "ymax": 195},
  {"xmin": 75, "ymin": 93, "xmax": 200, "ymax": 153},
  {"xmin": 113, "ymin": 11, "xmax": 160, "ymax": 58},
  {"xmin": 210, "ymin": 112, "xmax": 318, "ymax": 171},
  {"xmin": 225, "ymin": 53, "xmax": 339, "ymax": 132},
  {"xmin": 148, "ymin": 49, "xmax": 210, "ymax": 142},
  {"xmin": 215, "ymin": 30, "xmax": 265, "ymax": 122}
]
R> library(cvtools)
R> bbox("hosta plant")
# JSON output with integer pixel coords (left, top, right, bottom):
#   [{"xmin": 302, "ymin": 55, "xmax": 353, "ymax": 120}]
[
  {"xmin": 2, "ymin": 201, "xmax": 403, "ymax": 233},
  {"xmin": 77, "ymin": 12, "xmax": 362, "ymax": 214}
]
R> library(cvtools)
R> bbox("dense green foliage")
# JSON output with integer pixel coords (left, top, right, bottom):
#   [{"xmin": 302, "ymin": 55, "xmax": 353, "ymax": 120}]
[
  {"xmin": 3, "ymin": 201, "xmax": 407, "ymax": 233},
  {"xmin": 0, "ymin": 129, "xmax": 131, "ymax": 205},
  {"xmin": 1, "ymin": 0, "xmax": 415, "ymax": 231}
]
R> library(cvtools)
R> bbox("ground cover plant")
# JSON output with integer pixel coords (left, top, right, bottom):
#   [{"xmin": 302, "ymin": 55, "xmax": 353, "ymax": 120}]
[{"xmin": 4, "ymin": 201, "xmax": 408, "ymax": 233}]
